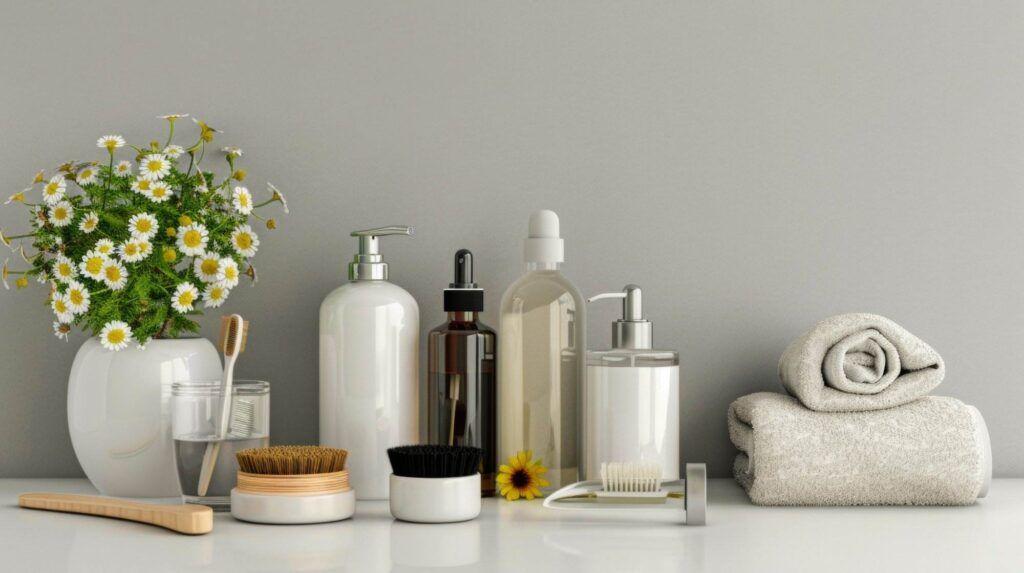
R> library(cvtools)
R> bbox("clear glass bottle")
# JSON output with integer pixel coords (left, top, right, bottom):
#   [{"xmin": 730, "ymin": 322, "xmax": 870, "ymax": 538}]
[
  {"xmin": 584, "ymin": 285, "xmax": 680, "ymax": 481},
  {"xmin": 427, "ymin": 250, "xmax": 498, "ymax": 496},
  {"xmin": 498, "ymin": 210, "xmax": 585, "ymax": 492}
]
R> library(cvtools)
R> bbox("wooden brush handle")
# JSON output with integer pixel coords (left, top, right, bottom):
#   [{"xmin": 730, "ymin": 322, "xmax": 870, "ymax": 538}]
[{"xmin": 18, "ymin": 493, "xmax": 213, "ymax": 535}]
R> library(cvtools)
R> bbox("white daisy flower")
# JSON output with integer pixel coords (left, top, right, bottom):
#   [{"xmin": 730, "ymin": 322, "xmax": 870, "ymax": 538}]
[
  {"xmin": 158, "ymin": 113, "xmax": 189, "ymax": 120},
  {"xmin": 94, "ymin": 239, "xmax": 116, "ymax": 256},
  {"xmin": 51, "ymin": 293, "xmax": 73, "ymax": 323},
  {"xmin": 1, "ymin": 258, "xmax": 9, "ymax": 290},
  {"xmin": 147, "ymin": 181, "xmax": 174, "ymax": 203},
  {"xmin": 177, "ymin": 223, "xmax": 209, "ymax": 256},
  {"xmin": 138, "ymin": 239, "xmax": 153, "ymax": 258},
  {"xmin": 96, "ymin": 135, "xmax": 126, "ymax": 151},
  {"xmin": 268, "ymin": 182, "xmax": 289, "ymax": 214},
  {"xmin": 99, "ymin": 321, "xmax": 133, "ymax": 351},
  {"xmin": 41, "ymin": 175, "xmax": 66, "ymax": 205},
  {"xmin": 139, "ymin": 153, "xmax": 170, "ymax": 181},
  {"xmin": 101, "ymin": 259, "xmax": 128, "ymax": 290},
  {"xmin": 118, "ymin": 240, "xmax": 147, "ymax": 263},
  {"xmin": 5, "ymin": 187, "xmax": 30, "ymax": 205},
  {"xmin": 79, "ymin": 250, "xmax": 108, "ymax": 280},
  {"xmin": 163, "ymin": 144, "xmax": 185, "ymax": 159},
  {"xmin": 76, "ymin": 165, "xmax": 99, "ymax": 186},
  {"xmin": 222, "ymin": 146, "xmax": 243, "ymax": 157},
  {"xmin": 49, "ymin": 201, "xmax": 74, "ymax": 227},
  {"xmin": 114, "ymin": 160, "xmax": 132, "ymax": 177},
  {"xmin": 131, "ymin": 177, "xmax": 152, "ymax": 195},
  {"xmin": 218, "ymin": 257, "xmax": 240, "ymax": 288},
  {"xmin": 53, "ymin": 321, "xmax": 71, "ymax": 341},
  {"xmin": 232, "ymin": 186, "xmax": 253, "ymax": 215},
  {"xmin": 203, "ymin": 283, "xmax": 230, "ymax": 308},
  {"xmin": 79, "ymin": 212, "xmax": 100, "ymax": 234},
  {"xmin": 53, "ymin": 255, "xmax": 77, "ymax": 283},
  {"xmin": 193, "ymin": 253, "xmax": 223, "ymax": 283},
  {"xmin": 171, "ymin": 282, "xmax": 199, "ymax": 313},
  {"xmin": 65, "ymin": 280, "xmax": 90, "ymax": 314},
  {"xmin": 230, "ymin": 224, "xmax": 259, "ymax": 257},
  {"xmin": 128, "ymin": 213, "xmax": 158, "ymax": 240}
]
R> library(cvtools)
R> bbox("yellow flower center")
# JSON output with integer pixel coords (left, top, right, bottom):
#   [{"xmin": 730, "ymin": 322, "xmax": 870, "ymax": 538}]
[
  {"xmin": 163, "ymin": 249, "xmax": 177, "ymax": 263},
  {"xmin": 83, "ymin": 219, "xmax": 96, "ymax": 230},
  {"xmin": 107, "ymin": 329, "xmax": 125, "ymax": 344},
  {"xmin": 201, "ymin": 259, "xmax": 220, "ymax": 275},
  {"xmin": 137, "ymin": 180, "xmax": 151, "ymax": 191},
  {"xmin": 81, "ymin": 170, "xmax": 92, "ymax": 179},
  {"xmin": 135, "ymin": 219, "xmax": 152, "ymax": 233},
  {"xmin": 105, "ymin": 265, "xmax": 122, "ymax": 282},
  {"xmin": 45, "ymin": 183, "xmax": 58, "ymax": 195},
  {"xmin": 97, "ymin": 243, "xmax": 112, "ymax": 254},
  {"xmin": 105, "ymin": 141, "xmax": 117, "ymax": 151},
  {"xmin": 54, "ymin": 300, "xmax": 67, "ymax": 313},
  {"xmin": 10, "ymin": 192, "xmax": 24, "ymax": 202},
  {"xmin": 183, "ymin": 230, "xmax": 203, "ymax": 248},
  {"xmin": 124, "ymin": 243, "xmax": 139, "ymax": 256},
  {"xmin": 117, "ymin": 164, "xmax": 128, "ymax": 172},
  {"xmin": 224, "ymin": 266, "xmax": 238, "ymax": 280},
  {"xmin": 235, "ymin": 233, "xmax": 252, "ymax": 249},
  {"xmin": 139, "ymin": 242, "xmax": 151, "ymax": 255},
  {"xmin": 69, "ymin": 290, "xmax": 84, "ymax": 305},
  {"xmin": 85, "ymin": 257, "xmax": 103, "ymax": 274},
  {"xmin": 179, "ymin": 215, "xmax": 192, "ymax": 226},
  {"xmin": 152, "ymin": 186, "xmax": 167, "ymax": 198},
  {"xmin": 146, "ymin": 160, "xmax": 164, "ymax": 173},
  {"xmin": 53, "ymin": 207, "xmax": 67, "ymax": 220},
  {"xmin": 178, "ymin": 291, "xmax": 196, "ymax": 306},
  {"xmin": 58, "ymin": 263, "xmax": 73, "ymax": 277},
  {"xmin": 239, "ymin": 194, "xmax": 250, "ymax": 207},
  {"xmin": 210, "ymin": 287, "xmax": 224, "ymax": 300}
]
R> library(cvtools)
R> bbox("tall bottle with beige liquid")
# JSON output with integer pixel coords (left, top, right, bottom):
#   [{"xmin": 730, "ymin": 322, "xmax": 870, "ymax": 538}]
[{"xmin": 498, "ymin": 210, "xmax": 585, "ymax": 492}]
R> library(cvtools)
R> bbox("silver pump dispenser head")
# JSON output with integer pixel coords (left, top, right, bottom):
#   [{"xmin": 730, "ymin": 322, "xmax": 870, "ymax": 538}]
[
  {"xmin": 587, "ymin": 284, "xmax": 653, "ymax": 350},
  {"xmin": 349, "ymin": 226, "xmax": 414, "ymax": 281}
]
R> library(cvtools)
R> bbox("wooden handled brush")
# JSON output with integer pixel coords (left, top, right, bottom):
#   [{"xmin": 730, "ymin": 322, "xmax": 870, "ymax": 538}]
[
  {"xmin": 18, "ymin": 493, "xmax": 212, "ymax": 535},
  {"xmin": 197, "ymin": 314, "xmax": 250, "ymax": 497}
]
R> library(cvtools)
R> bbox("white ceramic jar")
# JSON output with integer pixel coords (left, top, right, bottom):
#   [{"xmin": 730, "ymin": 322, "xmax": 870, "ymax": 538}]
[{"xmin": 68, "ymin": 337, "xmax": 222, "ymax": 497}]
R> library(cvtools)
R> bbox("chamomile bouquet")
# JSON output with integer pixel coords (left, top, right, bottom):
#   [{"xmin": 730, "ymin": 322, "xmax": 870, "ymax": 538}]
[{"xmin": 1, "ymin": 114, "xmax": 288, "ymax": 350}]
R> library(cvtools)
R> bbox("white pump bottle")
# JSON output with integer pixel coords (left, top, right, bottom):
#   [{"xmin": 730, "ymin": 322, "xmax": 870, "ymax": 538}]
[{"xmin": 320, "ymin": 226, "xmax": 419, "ymax": 500}]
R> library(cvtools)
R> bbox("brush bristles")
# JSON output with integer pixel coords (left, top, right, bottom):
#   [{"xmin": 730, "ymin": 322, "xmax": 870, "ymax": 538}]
[
  {"xmin": 219, "ymin": 315, "xmax": 250, "ymax": 355},
  {"xmin": 236, "ymin": 446, "xmax": 348, "ymax": 475},
  {"xmin": 387, "ymin": 445, "xmax": 482, "ymax": 478}
]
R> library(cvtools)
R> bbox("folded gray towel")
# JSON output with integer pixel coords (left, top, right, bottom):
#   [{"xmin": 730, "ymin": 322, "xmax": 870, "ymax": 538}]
[
  {"xmin": 779, "ymin": 313, "xmax": 945, "ymax": 412},
  {"xmin": 728, "ymin": 392, "xmax": 990, "ymax": 506}
]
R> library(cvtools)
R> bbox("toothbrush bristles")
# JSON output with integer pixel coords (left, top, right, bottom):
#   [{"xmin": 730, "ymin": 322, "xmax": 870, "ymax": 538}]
[{"xmin": 600, "ymin": 462, "xmax": 662, "ymax": 493}]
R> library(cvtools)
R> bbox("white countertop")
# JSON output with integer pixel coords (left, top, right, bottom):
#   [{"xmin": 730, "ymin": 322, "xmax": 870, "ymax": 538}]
[{"xmin": 0, "ymin": 478, "xmax": 1020, "ymax": 572}]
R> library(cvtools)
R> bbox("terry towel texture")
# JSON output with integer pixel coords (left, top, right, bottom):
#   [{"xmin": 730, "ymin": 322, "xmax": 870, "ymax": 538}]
[
  {"xmin": 728, "ymin": 392, "xmax": 990, "ymax": 506},
  {"xmin": 779, "ymin": 313, "xmax": 945, "ymax": 412}
]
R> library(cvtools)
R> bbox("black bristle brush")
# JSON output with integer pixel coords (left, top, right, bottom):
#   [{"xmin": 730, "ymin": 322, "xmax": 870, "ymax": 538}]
[{"xmin": 387, "ymin": 445, "xmax": 483, "ymax": 478}]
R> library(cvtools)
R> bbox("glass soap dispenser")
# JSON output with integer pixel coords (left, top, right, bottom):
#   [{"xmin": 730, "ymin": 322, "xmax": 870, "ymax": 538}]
[
  {"xmin": 583, "ymin": 284, "xmax": 680, "ymax": 481},
  {"xmin": 427, "ymin": 249, "xmax": 497, "ymax": 496}
]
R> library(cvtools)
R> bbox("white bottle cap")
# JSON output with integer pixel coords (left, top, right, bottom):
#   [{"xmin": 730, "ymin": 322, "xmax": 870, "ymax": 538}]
[{"xmin": 524, "ymin": 209, "xmax": 564, "ymax": 263}]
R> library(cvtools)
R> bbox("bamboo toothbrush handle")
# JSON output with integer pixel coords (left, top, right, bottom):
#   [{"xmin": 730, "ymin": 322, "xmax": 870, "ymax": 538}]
[{"xmin": 18, "ymin": 492, "xmax": 213, "ymax": 535}]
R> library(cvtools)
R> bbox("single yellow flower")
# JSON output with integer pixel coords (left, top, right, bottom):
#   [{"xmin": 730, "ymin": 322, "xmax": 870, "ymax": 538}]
[
  {"xmin": 497, "ymin": 450, "xmax": 550, "ymax": 501},
  {"xmin": 15, "ymin": 276, "xmax": 28, "ymax": 289},
  {"xmin": 178, "ymin": 215, "xmax": 192, "ymax": 226},
  {"xmin": 166, "ymin": 227, "xmax": 177, "ymax": 237},
  {"xmin": 266, "ymin": 218, "xmax": 277, "ymax": 230},
  {"xmin": 232, "ymin": 169, "xmax": 246, "ymax": 181},
  {"xmin": 163, "ymin": 248, "xmax": 177, "ymax": 263}
]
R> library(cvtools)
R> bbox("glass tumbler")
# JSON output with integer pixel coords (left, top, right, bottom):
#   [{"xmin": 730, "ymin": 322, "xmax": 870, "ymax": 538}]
[{"xmin": 172, "ymin": 380, "xmax": 269, "ymax": 510}]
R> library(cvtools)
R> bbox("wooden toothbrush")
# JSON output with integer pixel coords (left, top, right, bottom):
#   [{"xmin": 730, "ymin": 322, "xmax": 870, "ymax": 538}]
[
  {"xmin": 18, "ymin": 493, "xmax": 212, "ymax": 535},
  {"xmin": 196, "ymin": 314, "xmax": 249, "ymax": 497}
]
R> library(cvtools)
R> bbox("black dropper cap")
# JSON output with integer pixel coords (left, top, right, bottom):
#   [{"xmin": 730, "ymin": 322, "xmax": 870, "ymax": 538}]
[{"xmin": 444, "ymin": 249, "xmax": 484, "ymax": 312}]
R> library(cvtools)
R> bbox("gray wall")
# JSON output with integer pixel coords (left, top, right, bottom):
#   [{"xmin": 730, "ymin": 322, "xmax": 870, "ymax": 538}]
[{"xmin": 2, "ymin": 1, "xmax": 1022, "ymax": 479}]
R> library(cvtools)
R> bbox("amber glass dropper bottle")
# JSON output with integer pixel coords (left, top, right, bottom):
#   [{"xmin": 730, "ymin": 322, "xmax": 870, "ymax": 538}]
[{"xmin": 427, "ymin": 249, "xmax": 497, "ymax": 496}]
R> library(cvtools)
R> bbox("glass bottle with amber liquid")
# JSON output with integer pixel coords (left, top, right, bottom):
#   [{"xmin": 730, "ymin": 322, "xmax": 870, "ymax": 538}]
[{"xmin": 427, "ymin": 250, "xmax": 497, "ymax": 496}]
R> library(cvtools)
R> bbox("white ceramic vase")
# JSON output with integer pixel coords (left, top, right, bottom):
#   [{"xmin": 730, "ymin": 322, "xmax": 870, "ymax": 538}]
[{"xmin": 68, "ymin": 337, "xmax": 222, "ymax": 497}]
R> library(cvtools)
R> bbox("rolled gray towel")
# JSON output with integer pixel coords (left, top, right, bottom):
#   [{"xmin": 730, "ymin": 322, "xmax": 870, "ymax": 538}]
[
  {"xmin": 779, "ymin": 313, "xmax": 945, "ymax": 412},
  {"xmin": 728, "ymin": 392, "xmax": 991, "ymax": 506}
]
